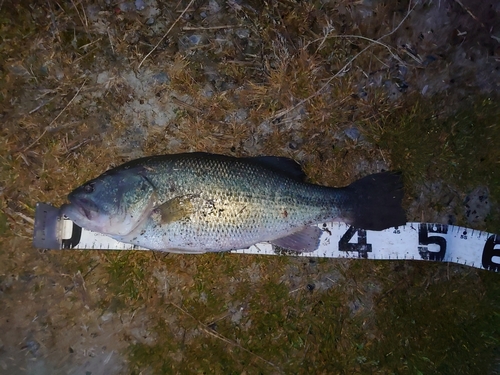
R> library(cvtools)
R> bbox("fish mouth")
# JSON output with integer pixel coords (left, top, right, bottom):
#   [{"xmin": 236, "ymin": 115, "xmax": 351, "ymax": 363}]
[{"xmin": 64, "ymin": 196, "xmax": 98, "ymax": 221}]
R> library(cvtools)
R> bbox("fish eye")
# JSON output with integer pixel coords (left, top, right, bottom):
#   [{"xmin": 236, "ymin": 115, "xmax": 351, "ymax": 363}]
[{"xmin": 83, "ymin": 183, "xmax": 95, "ymax": 193}]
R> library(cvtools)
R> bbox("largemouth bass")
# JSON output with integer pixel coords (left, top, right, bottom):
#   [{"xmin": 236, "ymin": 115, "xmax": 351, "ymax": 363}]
[{"xmin": 60, "ymin": 152, "xmax": 406, "ymax": 253}]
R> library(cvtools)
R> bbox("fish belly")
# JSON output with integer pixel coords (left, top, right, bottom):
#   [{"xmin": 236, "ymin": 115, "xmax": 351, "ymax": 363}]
[{"xmin": 114, "ymin": 190, "xmax": 331, "ymax": 253}]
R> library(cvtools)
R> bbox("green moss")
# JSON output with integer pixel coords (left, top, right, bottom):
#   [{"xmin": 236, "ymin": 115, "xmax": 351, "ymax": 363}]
[
  {"xmin": 119, "ymin": 251, "xmax": 500, "ymax": 375},
  {"xmin": 104, "ymin": 251, "xmax": 157, "ymax": 303},
  {"xmin": 360, "ymin": 262, "xmax": 500, "ymax": 375},
  {"xmin": 367, "ymin": 96, "xmax": 500, "ymax": 231},
  {"xmin": 128, "ymin": 319, "xmax": 179, "ymax": 375},
  {"xmin": 0, "ymin": 210, "xmax": 8, "ymax": 235},
  {"xmin": 379, "ymin": 97, "xmax": 498, "ymax": 183}
]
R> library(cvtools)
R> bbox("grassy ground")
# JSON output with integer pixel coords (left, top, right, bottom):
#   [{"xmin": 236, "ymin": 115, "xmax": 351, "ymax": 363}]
[{"xmin": 1, "ymin": 0, "xmax": 499, "ymax": 374}]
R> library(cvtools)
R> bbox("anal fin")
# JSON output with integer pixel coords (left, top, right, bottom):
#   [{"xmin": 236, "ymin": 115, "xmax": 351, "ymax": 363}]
[
  {"xmin": 270, "ymin": 226, "xmax": 322, "ymax": 253},
  {"xmin": 162, "ymin": 247, "xmax": 207, "ymax": 254}
]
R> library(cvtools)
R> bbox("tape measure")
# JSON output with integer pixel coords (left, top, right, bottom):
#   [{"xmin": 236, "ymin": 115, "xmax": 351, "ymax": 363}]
[{"xmin": 33, "ymin": 202, "xmax": 500, "ymax": 272}]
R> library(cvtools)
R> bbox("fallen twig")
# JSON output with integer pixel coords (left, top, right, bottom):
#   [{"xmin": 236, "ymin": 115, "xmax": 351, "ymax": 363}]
[
  {"xmin": 29, "ymin": 97, "xmax": 55, "ymax": 114},
  {"xmin": 453, "ymin": 0, "xmax": 486, "ymax": 28},
  {"xmin": 171, "ymin": 97, "xmax": 202, "ymax": 113},
  {"xmin": 138, "ymin": 0, "xmax": 196, "ymax": 69},
  {"xmin": 182, "ymin": 25, "xmax": 240, "ymax": 31},
  {"xmin": 170, "ymin": 302, "xmax": 283, "ymax": 373},
  {"xmin": 22, "ymin": 79, "xmax": 87, "ymax": 152},
  {"xmin": 270, "ymin": 1, "xmax": 417, "ymax": 121},
  {"xmin": 13, "ymin": 211, "xmax": 35, "ymax": 225},
  {"xmin": 309, "ymin": 34, "xmax": 406, "ymax": 66}
]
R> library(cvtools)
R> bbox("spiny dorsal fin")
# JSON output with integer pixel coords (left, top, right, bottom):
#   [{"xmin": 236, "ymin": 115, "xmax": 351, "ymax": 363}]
[{"xmin": 245, "ymin": 156, "xmax": 306, "ymax": 181}]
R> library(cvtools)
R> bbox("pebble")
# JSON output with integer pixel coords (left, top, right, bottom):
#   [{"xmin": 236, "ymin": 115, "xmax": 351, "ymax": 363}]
[
  {"xmin": 135, "ymin": 0, "xmax": 145, "ymax": 11},
  {"xmin": 118, "ymin": 2, "xmax": 133, "ymax": 12},
  {"xmin": 464, "ymin": 186, "xmax": 490, "ymax": 226},
  {"xmin": 208, "ymin": 0, "xmax": 221, "ymax": 13},
  {"xmin": 188, "ymin": 35, "xmax": 202, "ymax": 45},
  {"xmin": 344, "ymin": 127, "xmax": 361, "ymax": 141},
  {"xmin": 202, "ymin": 83, "xmax": 215, "ymax": 98},
  {"xmin": 235, "ymin": 28, "xmax": 250, "ymax": 39},
  {"xmin": 151, "ymin": 72, "xmax": 169, "ymax": 84}
]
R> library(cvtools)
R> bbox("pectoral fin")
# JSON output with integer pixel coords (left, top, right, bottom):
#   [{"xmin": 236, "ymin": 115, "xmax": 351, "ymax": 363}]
[
  {"xmin": 156, "ymin": 195, "xmax": 195, "ymax": 224},
  {"xmin": 270, "ymin": 226, "xmax": 323, "ymax": 252}
]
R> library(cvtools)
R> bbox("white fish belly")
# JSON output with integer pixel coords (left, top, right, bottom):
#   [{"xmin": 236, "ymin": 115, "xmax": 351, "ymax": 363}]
[{"xmin": 115, "ymin": 193, "xmax": 329, "ymax": 253}]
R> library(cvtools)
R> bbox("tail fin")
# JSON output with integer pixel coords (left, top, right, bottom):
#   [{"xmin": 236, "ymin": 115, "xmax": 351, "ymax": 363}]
[{"xmin": 344, "ymin": 172, "xmax": 406, "ymax": 231}]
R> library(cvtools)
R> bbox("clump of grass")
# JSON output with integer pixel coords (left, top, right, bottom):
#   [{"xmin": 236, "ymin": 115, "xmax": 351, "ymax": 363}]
[
  {"xmin": 366, "ymin": 262, "xmax": 500, "ymax": 375},
  {"xmin": 102, "ymin": 251, "xmax": 161, "ymax": 305},
  {"xmin": 366, "ymin": 95, "xmax": 500, "ymax": 230}
]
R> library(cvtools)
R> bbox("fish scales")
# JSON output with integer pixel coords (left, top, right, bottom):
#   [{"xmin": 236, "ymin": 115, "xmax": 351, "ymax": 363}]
[
  {"xmin": 61, "ymin": 153, "xmax": 406, "ymax": 253},
  {"xmin": 118, "ymin": 154, "xmax": 345, "ymax": 252}
]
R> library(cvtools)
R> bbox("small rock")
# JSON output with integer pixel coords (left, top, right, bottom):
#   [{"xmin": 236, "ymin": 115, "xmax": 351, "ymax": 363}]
[
  {"xmin": 178, "ymin": 35, "xmax": 203, "ymax": 50},
  {"xmin": 423, "ymin": 55, "xmax": 437, "ymax": 67},
  {"xmin": 135, "ymin": 0, "xmax": 145, "ymax": 11},
  {"xmin": 358, "ymin": 90, "xmax": 368, "ymax": 100},
  {"xmin": 257, "ymin": 120, "xmax": 272, "ymax": 136},
  {"xmin": 383, "ymin": 80, "xmax": 402, "ymax": 101},
  {"xmin": 464, "ymin": 186, "xmax": 490, "ymax": 226},
  {"xmin": 202, "ymin": 83, "xmax": 215, "ymax": 98},
  {"xmin": 55, "ymin": 69, "xmax": 65, "ymax": 81},
  {"xmin": 231, "ymin": 308, "xmax": 243, "ymax": 324},
  {"xmin": 208, "ymin": 0, "xmax": 221, "ymax": 13},
  {"xmin": 39, "ymin": 65, "xmax": 49, "ymax": 76},
  {"xmin": 96, "ymin": 71, "xmax": 110, "ymax": 84},
  {"xmin": 188, "ymin": 35, "xmax": 202, "ymax": 45},
  {"xmin": 22, "ymin": 339, "xmax": 41, "ymax": 357},
  {"xmin": 199, "ymin": 292, "xmax": 208, "ymax": 304},
  {"xmin": 118, "ymin": 2, "xmax": 133, "ymax": 12},
  {"xmin": 344, "ymin": 127, "xmax": 361, "ymax": 141},
  {"xmin": 234, "ymin": 108, "xmax": 248, "ymax": 123},
  {"xmin": 101, "ymin": 311, "xmax": 114, "ymax": 322},
  {"xmin": 235, "ymin": 28, "xmax": 250, "ymax": 39},
  {"xmin": 151, "ymin": 72, "xmax": 169, "ymax": 84}
]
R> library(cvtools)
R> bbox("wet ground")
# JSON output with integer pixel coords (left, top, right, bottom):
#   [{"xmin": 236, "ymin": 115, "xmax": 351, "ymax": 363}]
[{"xmin": 1, "ymin": 0, "xmax": 500, "ymax": 374}]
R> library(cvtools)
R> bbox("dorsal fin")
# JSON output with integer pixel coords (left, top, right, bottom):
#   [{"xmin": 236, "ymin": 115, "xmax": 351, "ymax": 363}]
[{"xmin": 245, "ymin": 156, "xmax": 306, "ymax": 181}]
